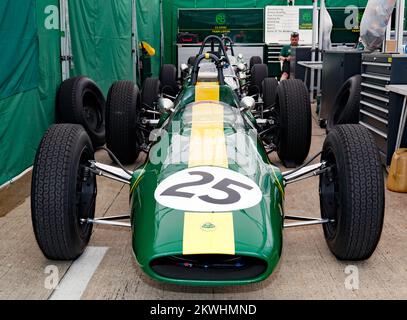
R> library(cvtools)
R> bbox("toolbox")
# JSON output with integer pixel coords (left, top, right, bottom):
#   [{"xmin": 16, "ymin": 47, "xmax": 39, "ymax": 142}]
[{"xmin": 360, "ymin": 53, "xmax": 407, "ymax": 165}]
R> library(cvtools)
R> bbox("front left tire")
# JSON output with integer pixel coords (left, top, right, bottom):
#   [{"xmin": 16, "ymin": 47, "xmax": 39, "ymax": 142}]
[{"xmin": 31, "ymin": 124, "xmax": 96, "ymax": 260}]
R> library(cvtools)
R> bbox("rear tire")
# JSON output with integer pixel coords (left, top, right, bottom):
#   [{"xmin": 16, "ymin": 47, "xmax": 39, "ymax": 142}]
[
  {"xmin": 57, "ymin": 76, "xmax": 106, "ymax": 148},
  {"xmin": 106, "ymin": 81, "xmax": 142, "ymax": 164},
  {"xmin": 320, "ymin": 124, "xmax": 384, "ymax": 260},
  {"xmin": 188, "ymin": 56, "xmax": 197, "ymax": 66},
  {"xmin": 276, "ymin": 79, "xmax": 311, "ymax": 167},
  {"xmin": 250, "ymin": 56, "xmax": 263, "ymax": 70},
  {"xmin": 31, "ymin": 124, "xmax": 96, "ymax": 260},
  {"xmin": 262, "ymin": 78, "xmax": 279, "ymax": 109},
  {"xmin": 248, "ymin": 64, "xmax": 268, "ymax": 96},
  {"xmin": 160, "ymin": 64, "xmax": 179, "ymax": 97},
  {"xmin": 327, "ymin": 75, "xmax": 361, "ymax": 132},
  {"xmin": 141, "ymin": 77, "xmax": 161, "ymax": 110}
]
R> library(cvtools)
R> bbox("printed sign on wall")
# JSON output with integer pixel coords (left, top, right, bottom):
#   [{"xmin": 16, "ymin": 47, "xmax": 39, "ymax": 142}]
[{"xmin": 265, "ymin": 6, "xmax": 315, "ymax": 44}]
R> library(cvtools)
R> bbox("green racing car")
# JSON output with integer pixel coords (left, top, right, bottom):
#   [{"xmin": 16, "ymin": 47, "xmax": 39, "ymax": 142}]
[{"xmin": 31, "ymin": 43, "xmax": 385, "ymax": 286}]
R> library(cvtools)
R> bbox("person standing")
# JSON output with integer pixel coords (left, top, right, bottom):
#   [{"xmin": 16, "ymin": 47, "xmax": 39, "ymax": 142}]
[{"xmin": 279, "ymin": 32, "xmax": 299, "ymax": 80}]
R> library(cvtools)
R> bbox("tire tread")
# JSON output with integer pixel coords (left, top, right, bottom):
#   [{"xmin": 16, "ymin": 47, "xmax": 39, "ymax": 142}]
[
  {"xmin": 323, "ymin": 124, "xmax": 385, "ymax": 260},
  {"xmin": 31, "ymin": 124, "xmax": 94, "ymax": 260}
]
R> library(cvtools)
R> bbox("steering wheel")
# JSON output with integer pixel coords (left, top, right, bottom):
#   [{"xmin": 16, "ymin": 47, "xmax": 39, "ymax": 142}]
[{"xmin": 190, "ymin": 53, "xmax": 225, "ymax": 86}]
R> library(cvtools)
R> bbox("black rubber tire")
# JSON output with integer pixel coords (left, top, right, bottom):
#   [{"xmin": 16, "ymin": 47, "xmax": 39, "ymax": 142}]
[
  {"xmin": 141, "ymin": 77, "xmax": 161, "ymax": 110},
  {"xmin": 31, "ymin": 124, "xmax": 96, "ymax": 260},
  {"xmin": 262, "ymin": 78, "xmax": 279, "ymax": 109},
  {"xmin": 248, "ymin": 64, "xmax": 268, "ymax": 96},
  {"xmin": 319, "ymin": 118, "xmax": 327, "ymax": 129},
  {"xmin": 57, "ymin": 76, "xmax": 106, "ymax": 148},
  {"xmin": 160, "ymin": 64, "xmax": 179, "ymax": 97},
  {"xmin": 188, "ymin": 56, "xmax": 197, "ymax": 66},
  {"xmin": 320, "ymin": 124, "xmax": 384, "ymax": 260},
  {"xmin": 250, "ymin": 56, "xmax": 263, "ymax": 70},
  {"xmin": 276, "ymin": 79, "xmax": 312, "ymax": 167},
  {"xmin": 106, "ymin": 81, "xmax": 142, "ymax": 165},
  {"xmin": 327, "ymin": 75, "xmax": 361, "ymax": 132}
]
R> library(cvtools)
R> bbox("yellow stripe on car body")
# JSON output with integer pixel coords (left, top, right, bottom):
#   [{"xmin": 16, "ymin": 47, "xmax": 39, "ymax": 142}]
[
  {"xmin": 183, "ymin": 212, "xmax": 235, "ymax": 255},
  {"xmin": 183, "ymin": 82, "xmax": 235, "ymax": 255}
]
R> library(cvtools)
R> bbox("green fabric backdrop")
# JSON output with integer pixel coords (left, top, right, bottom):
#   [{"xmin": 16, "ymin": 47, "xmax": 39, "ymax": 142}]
[
  {"xmin": 136, "ymin": 0, "xmax": 162, "ymax": 77},
  {"xmin": 0, "ymin": 0, "xmax": 60, "ymax": 187},
  {"xmin": 69, "ymin": 0, "xmax": 134, "ymax": 94},
  {"xmin": 0, "ymin": 0, "xmax": 135, "ymax": 187},
  {"xmin": 0, "ymin": 0, "xmax": 38, "ymax": 100}
]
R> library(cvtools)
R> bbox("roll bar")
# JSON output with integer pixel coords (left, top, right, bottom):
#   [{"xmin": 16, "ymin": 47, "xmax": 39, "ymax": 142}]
[
  {"xmin": 198, "ymin": 35, "xmax": 230, "ymax": 65},
  {"xmin": 221, "ymin": 36, "xmax": 235, "ymax": 56},
  {"xmin": 191, "ymin": 53, "xmax": 225, "ymax": 86}
]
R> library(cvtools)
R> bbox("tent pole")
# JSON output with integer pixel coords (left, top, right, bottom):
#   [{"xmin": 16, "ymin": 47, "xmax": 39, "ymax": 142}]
[
  {"xmin": 60, "ymin": 0, "xmax": 72, "ymax": 81},
  {"xmin": 132, "ymin": 0, "xmax": 137, "ymax": 82},
  {"xmin": 160, "ymin": 0, "xmax": 164, "ymax": 67},
  {"xmin": 65, "ymin": 0, "xmax": 73, "ymax": 73},
  {"xmin": 395, "ymin": 0, "xmax": 405, "ymax": 53},
  {"xmin": 60, "ymin": 0, "xmax": 67, "ymax": 81},
  {"xmin": 132, "ymin": 0, "xmax": 141, "ymax": 84},
  {"xmin": 317, "ymin": 0, "xmax": 325, "ymax": 97},
  {"xmin": 386, "ymin": 15, "xmax": 392, "ymax": 41},
  {"xmin": 310, "ymin": 0, "xmax": 318, "ymax": 102},
  {"xmin": 59, "ymin": 0, "xmax": 72, "ymax": 81},
  {"xmin": 383, "ymin": 15, "xmax": 392, "ymax": 53}
]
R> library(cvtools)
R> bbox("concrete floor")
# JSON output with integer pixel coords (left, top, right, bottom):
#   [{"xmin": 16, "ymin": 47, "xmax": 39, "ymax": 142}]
[{"xmin": 0, "ymin": 113, "xmax": 406, "ymax": 300}]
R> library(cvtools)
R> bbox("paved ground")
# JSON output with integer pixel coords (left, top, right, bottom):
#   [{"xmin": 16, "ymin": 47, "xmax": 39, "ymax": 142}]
[{"xmin": 0, "ymin": 114, "xmax": 406, "ymax": 300}]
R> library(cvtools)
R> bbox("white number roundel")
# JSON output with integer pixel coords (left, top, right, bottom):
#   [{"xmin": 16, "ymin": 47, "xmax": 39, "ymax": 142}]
[{"xmin": 154, "ymin": 166, "xmax": 262, "ymax": 212}]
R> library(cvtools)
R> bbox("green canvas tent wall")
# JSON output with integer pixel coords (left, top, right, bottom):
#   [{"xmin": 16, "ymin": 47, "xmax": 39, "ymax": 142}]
[
  {"xmin": 0, "ymin": 0, "xmax": 137, "ymax": 188},
  {"xmin": 136, "ymin": 0, "xmax": 162, "ymax": 77},
  {"xmin": 162, "ymin": 0, "xmax": 370, "ymax": 64}
]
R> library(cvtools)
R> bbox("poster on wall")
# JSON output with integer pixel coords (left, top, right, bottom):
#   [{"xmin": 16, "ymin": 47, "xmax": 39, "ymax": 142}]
[
  {"xmin": 178, "ymin": 8, "xmax": 264, "ymax": 43},
  {"xmin": 266, "ymin": 5, "xmax": 365, "ymax": 45},
  {"xmin": 265, "ymin": 6, "xmax": 315, "ymax": 45}
]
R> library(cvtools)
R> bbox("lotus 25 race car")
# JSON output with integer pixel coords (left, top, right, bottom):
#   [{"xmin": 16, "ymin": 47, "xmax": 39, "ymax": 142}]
[{"xmin": 31, "ymin": 45, "xmax": 385, "ymax": 286}]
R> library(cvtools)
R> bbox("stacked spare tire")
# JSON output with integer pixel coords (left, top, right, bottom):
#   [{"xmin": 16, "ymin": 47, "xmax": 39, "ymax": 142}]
[
  {"xmin": 56, "ymin": 76, "xmax": 107, "ymax": 148},
  {"xmin": 327, "ymin": 74, "xmax": 362, "ymax": 131}
]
